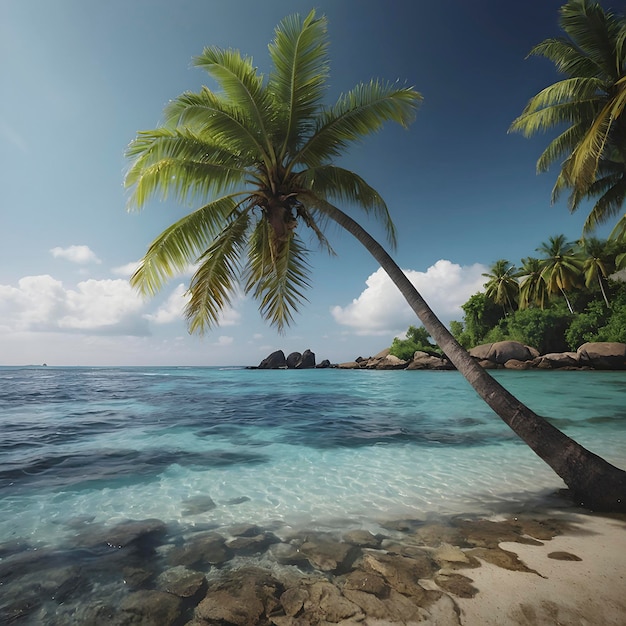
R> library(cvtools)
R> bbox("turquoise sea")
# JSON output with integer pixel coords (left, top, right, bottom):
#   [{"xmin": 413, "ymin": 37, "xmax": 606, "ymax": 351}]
[{"xmin": 1, "ymin": 366, "xmax": 625, "ymax": 622}]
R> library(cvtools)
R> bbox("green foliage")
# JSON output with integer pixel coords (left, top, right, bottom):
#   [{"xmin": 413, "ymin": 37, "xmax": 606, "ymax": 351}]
[
  {"xmin": 389, "ymin": 325, "xmax": 439, "ymax": 360},
  {"xmin": 565, "ymin": 299, "xmax": 609, "ymax": 348},
  {"xmin": 504, "ymin": 306, "xmax": 572, "ymax": 354},
  {"xmin": 510, "ymin": 0, "xmax": 626, "ymax": 235},
  {"xmin": 460, "ymin": 293, "xmax": 505, "ymax": 346},
  {"xmin": 451, "ymin": 233, "xmax": 626, "ymax": 354},
  {"xmin": 597, "ymin": 304, "xmax": 626, "ymax": 343}
]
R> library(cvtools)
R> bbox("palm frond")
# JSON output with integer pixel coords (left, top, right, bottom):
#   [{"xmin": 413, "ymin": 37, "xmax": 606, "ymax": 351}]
[
  {"xmin": 564, "ymin": 82, "xmax": 626, "ymax": 188},
  {"xmin": 184, "ymin": 210, "xmax": 251, "ymax": 334},
  {"xmin": 294, "ymin": 81, "xmax": 421, "ymax": 168},
  {"xmin": 609, "ymin": 212, "xmax": 626, "ymax": 242},
  {"xmin": 267, "ymin": 10, "xmax": 329, "ymax": 159},
  {"xmin": 130, "ymin": 196, "xmax": 242, "ymax": 295},
  {"xmin": 510, "ymin": 96, "xmax": 598, "ymax": 137},
  {"xmin": 296, "ymin": 166, "xmax": 397, "ymax": 248},
  {"xmin": 560, "ymin": 0, "xmax": 621, "ymax": 79},
  {"xmin": 244, "ymin": 223, "xmax": 311, "ymax": 331},
  {"xmin": 581, "ymin": 174, "xmax": 626, "ymax": 231},
  {"xmin": 536, "ymin": 123, "xmax": 587, "ymax": 173},
  {"xmin": 164, "ymin": 88, "xmax": 269, "ymax": 161},
  {"xmin": 529, "ymin": 37, "xmax": 599, "ymax": 77},
  {"xmin": 125, "ymin": 129, "xmax": 251, "ymax": 209},
  {"xmin": 193, "ymin": 47, "xmax": 276, "ymax": 165}
]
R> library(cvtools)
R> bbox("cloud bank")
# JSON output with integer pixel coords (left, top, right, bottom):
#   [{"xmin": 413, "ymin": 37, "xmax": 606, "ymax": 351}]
[{"xmin": 331, "ymin": 259, "xmax": 487, "ymax": 335}]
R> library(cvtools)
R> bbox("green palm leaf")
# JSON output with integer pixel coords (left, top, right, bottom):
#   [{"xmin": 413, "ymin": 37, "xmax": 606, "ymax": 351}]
[
  {"xmin": 245, "ymin": 222, "xmax": 311, "ymax": 331},
  {"xmin": 268, "ymin": 10, "xmax": 329, "ymax": 159},
  {"xmin": 130, "ymin": 196, "xmax": 241, "ymax": 295},
  {"xmin": 185, "ymin": 209, "xmax": 251, "ymax": 334},
  {"xmin": 295, "ymin": 81, "xmax": 421, "ymax": 168},
  {"xmin": 125, "ymin": 129, "xmax": 250, "ymax": 208},
  {"xmin": 297, "ymin": 165, "xmax": 397, "ymax": 247},
  {"xmin": 511, "ymin": 0, "xmax": 626, "ymax": 235}
]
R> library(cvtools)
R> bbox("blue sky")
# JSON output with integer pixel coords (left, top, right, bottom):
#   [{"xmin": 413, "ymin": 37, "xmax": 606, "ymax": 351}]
[{"xmin": 0, "ymin": 0, "xmax": 618, "ymax": 366}]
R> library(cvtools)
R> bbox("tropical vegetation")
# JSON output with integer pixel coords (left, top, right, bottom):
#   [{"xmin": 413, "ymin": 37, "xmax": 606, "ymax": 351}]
[
  {"xmin": 125, "ymin": 10, "xmax": 626, "ymax": 510},
  {"xmin": 510, "ymin": 0, "xmax": 626, "ymax": 240},
  {"xmin": 447, "ymin": 234, "xmax": 626, "ymax": 353}
]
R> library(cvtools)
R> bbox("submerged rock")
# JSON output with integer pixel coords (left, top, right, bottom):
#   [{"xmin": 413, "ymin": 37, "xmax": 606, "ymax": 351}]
[
  {"xmin": 195, "ymin": 567, "xmax": 283, "ymax": 625},
  {"xmin": 119, "ymin": 589, "xmax": 182, "ymax": 625}
]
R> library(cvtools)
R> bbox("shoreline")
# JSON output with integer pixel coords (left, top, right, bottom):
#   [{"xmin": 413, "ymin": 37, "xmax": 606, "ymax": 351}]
[{"xmin": 3, "ymin": 493, "xmax": 625, "ymax": 625}]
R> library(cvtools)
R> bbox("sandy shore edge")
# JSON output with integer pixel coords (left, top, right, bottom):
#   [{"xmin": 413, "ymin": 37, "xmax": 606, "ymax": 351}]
[{"xmin": 452, "ymin": 511, "xmax": 626, "ymax": 625}]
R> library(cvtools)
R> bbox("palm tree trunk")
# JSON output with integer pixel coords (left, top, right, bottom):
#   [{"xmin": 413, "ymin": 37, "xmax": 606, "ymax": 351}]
[
  {"xmin": 597, "ymin": 274, "xmax": 610, "ymax": 307},
  {"xmin": 560, "ymin": 287, "xmax": 574, "ymax": 313},
  {"xmin": 329, "ymin": 206, "xmax": 626, "ymax": 512}
]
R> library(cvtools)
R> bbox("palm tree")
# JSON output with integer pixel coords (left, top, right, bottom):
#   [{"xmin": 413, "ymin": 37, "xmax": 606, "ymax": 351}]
[
  {"xmin": 537, "ymin": 235, "xmax": 583, "ymax": 313},
  {"xmin": 482, "ymin": 259, "xmax": 519, "ymax": 314},
  {"xmin": 510, "ymin": 0, "xmax": 626, "ymax": 233},
  {"xmin": 126, "ymin": 11, "xmax": 626, "ymax": 511},
  {"xmin": 579, "ymin": 236, "xmax": 617, "ymax": 305},
  {"xmin": 518, "ymin": 257, "xmax": 550, "ymax": 309}
]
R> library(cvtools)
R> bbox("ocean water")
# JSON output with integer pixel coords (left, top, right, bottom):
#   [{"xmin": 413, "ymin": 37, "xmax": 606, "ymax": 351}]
[
  {"xmin": 2, "ymin": 366, "xmax": 625, "ymax": 539},
  {"xmin": 1, "ymin": 366, "xmax": 625, "ymax": 621}
]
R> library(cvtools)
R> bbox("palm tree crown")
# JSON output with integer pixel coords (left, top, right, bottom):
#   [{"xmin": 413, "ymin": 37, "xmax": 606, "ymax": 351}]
[
  {"xmin": 537, "ymin": 234, "xmax": 583, "ymax": 312},
  {"xmin": 481, "ymin": 259, "xmax": 518, "ymax": 314},
  {"xmin": 510, "ymin": 0, "xmax": 626, "ymax": 233},
  {"xmin": 125, "ymin": 10, "xmax": 421, "ymax": 334}
]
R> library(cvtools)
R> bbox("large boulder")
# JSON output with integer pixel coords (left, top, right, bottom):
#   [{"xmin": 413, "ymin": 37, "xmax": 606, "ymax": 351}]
[
  {"xmin": 536, "ymin": 352, "xmax": 580, "ymax": 369},
  {"xmin": 469, "ymin": 341, "xmax": 538, "ymax": 364},
  {"xmin": 258, "ymin": 350, "xmax": 287, "ymax": 369},
  {"xmin": 286, "ymin": 352, "xmax": 302, "ymax": 368},
  {"xmin": 406, "ymin": 351, "xmax": 454, "ymax": 370},
  {"xmin": 298, "ymin": 349, "xmax": 316, "ymax": 369},
  {"xmin": 577, "ymin": 342, "xmax": 626, "ymax": 369}
]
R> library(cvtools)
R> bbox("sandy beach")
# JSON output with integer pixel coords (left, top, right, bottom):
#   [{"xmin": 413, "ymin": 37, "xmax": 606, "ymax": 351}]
[{"xmin": 453, "ymin": 511, "xmax": 626, "ymax": 626}]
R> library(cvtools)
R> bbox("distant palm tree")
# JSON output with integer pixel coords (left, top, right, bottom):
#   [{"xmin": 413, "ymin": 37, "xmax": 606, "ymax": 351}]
[
  {"xmin": 482, "ymin": 259, "xmax": 518, "ymax": 314},
  {"xmin": 126, "ymin": 11, "xmax": 626, "ymax": 511},
  {"xmin": 579, "ymin": 236, "xmax": 617, "ymax": 305},
  {"xmin": 518, "ymin": 257, "xmax": 549, "ymax": 309},
  {"xmin": 537, "ymin": 235, "xmax": 583, "ymax": 313},
  {"xmin": 510, "ymin": 0, "xmax": 626, "ymax": 233}
]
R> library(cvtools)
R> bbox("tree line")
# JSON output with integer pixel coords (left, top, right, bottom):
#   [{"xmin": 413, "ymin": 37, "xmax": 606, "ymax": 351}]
[{"xmin": 390, "ymin": 235, "xmax": 626, "ymax": 359}]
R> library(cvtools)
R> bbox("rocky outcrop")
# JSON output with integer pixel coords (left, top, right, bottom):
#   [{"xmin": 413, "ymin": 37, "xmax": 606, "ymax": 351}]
[
  {"xmin": 258, "ymin": 350, "xmax": 287, "ymax": 369},
  {"xmin": 257, "ymin": 348, "xmax": 321, "ymax": 369},
  {"xmin": 337, "ymin": 341, "xmax": 626, "ymax": 371},
  {"xmin": 577, "ymin": 342, "xmax": 626, "ymax": 370},
  {"xmin": 469, "ymin": 341, "xmax": 539, "ymax": 364},
  {"xmin": 255, "ymin": 342, "xmax": 626, "ymax": 371}
]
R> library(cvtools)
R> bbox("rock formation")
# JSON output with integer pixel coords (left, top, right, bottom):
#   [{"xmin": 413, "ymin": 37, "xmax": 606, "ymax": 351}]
[{"xmin": 255, "ymin": 341, "xmax": 626, "ymax": 371}]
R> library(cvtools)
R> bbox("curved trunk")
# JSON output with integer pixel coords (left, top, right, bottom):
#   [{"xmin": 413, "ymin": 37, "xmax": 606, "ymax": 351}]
[{"xmin": 330, "ymin": 206, "xmax": 626, "ymax": 512}]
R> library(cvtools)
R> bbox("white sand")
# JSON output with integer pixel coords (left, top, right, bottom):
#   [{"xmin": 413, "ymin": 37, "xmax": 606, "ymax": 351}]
[{"xmin": 454, "ymin": 513, "xmax": 626, "ymax": 625}]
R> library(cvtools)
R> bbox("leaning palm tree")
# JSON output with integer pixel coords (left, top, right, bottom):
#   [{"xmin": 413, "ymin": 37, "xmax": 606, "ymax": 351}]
[
  {"xmin": 537, "ymin": 235, "xmax": 583, "ymax": 313},
  {"xmin": 510, "ymin": 0, "xmax": 626, "ymax": 233},
  {"xmin": 482, "ymin": 259, "xmax": 519, "ymax": 315},
  {"xmin": 126, "ymin": 11, "xmax": 625, "ymax": 511},
  {"xmin": 518, "ymin": 257, "xmax": 550, "ymax": 309}
]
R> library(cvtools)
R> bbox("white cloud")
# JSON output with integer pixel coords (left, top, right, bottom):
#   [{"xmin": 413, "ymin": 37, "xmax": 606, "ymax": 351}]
[
  {"xmin": 144, "ymin": 284, "xmax": 188, "ymax": 324},
  {"xmin": 112, "ymin": 260, "xmax": 141, "ymax": 277},
  {"xmin": 331, "ymin": 259, "xmax": 487, "ymax": 335},
  {"xmin": 143, "ymin": 283, "xmax": 243, "ymax": 327},
  {"xmin": 50, "ymin": 245, "xmax": 101, "ymax": 265},
  {"xmin": 214, "ymin": 335, "xmax": 234, "ymax": 346},
  {"xmin": 0, "ymin": 275, "xmax": 147, "ymax": 335}
]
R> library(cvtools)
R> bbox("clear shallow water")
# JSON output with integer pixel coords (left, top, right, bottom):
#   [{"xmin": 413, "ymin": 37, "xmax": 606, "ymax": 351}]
[
  {"xmin": 1, "ymin": 366, "xmax": 625, "ymax": 546},
  {"xmin": 1, "ymin": 366, "xmax": 625, "ymax": 623}
]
